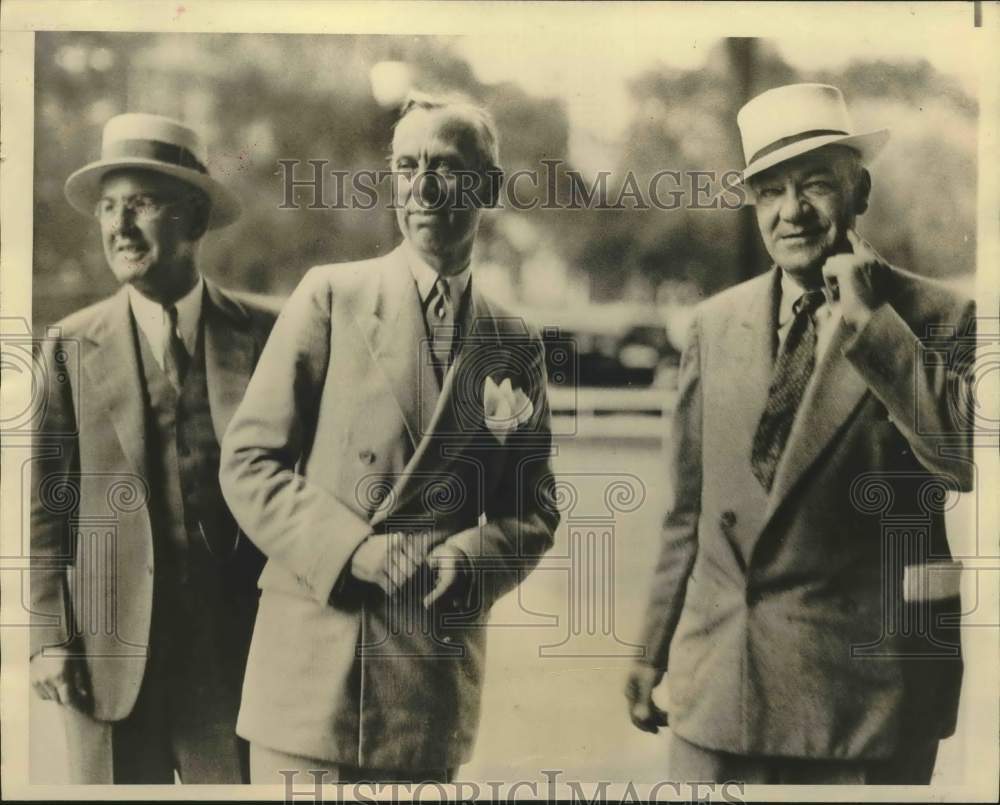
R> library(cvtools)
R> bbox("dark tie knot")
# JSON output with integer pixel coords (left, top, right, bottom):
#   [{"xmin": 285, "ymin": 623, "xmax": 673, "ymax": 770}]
[
  {"xmin": 165, "ymin": 304, "xmax": 180, "ymax": 328},
  {"xmin": 793, "ymin": 289, "xmax": 826, "ymax": 318}
]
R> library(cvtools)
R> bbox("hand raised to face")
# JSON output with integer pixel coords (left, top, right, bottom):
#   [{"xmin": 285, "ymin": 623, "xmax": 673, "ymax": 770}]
[{"xmin": 822, "ymin": 228, "xmax": 888, "ymax": 332}]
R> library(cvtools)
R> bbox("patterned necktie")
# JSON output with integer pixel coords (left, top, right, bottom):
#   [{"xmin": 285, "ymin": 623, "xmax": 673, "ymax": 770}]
[
  {"xmin": 162, "ymin": 304, "xmax": 189, "ymax": 391},
  {"xmin": 750, "ymin": 289, "xmax": 826, "ymax": 490},
  {"xmin": 426, "ymin": 277, "xmax": 456, "ymax": 382}
]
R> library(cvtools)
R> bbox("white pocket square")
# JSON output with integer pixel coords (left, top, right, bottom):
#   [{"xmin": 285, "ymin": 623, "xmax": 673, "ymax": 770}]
[{"xmin": 483, "ymin": 376, "xmax": 533, "ymax": 444}]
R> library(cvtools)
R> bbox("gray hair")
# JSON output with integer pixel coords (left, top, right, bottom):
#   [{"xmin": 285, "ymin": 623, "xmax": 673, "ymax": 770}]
[{"xmin": 394, "ymin": 90, "xmax": 501, "ymax": 173}]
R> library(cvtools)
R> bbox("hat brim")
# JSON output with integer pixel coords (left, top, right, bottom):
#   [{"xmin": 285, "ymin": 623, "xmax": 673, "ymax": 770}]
[
  {"xmin": 739, "ymin": 128, "xmax": 890, "ymax": 203},
  {"xmin": 64, "ymin": 158, "xmax": 241, "ymax": 229}
]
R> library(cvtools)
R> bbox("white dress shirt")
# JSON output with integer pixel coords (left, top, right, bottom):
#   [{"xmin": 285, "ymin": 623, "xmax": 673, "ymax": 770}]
[
  {"xmin": 404, "ymin": 242, "xmax": 472, "ymax": 313},
  {"xmin": 127, "ymin": 276, "xmax": 203, "ymax": 371}
]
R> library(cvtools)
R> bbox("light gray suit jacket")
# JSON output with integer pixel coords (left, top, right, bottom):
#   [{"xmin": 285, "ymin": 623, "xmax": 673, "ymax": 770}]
[
  {"xmin": 639, "ymin": 265, "xmax": 974, "ymax": 760},
  {"xmin": 30, "ymin": 280, "xmax": 277, "ymax": 721},
  {"xmin": 220, "ymin": 246, "xmax": 560, "ymax": 770}
]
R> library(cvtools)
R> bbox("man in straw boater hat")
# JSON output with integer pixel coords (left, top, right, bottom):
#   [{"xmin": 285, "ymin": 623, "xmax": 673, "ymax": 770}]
[
  {"xmin": 627, "ymin": 83, "xmax": 975, "ymax": 783},
  {"xmin": 30, "ymin": 113, "xmax": 277, "ymax": 783}
]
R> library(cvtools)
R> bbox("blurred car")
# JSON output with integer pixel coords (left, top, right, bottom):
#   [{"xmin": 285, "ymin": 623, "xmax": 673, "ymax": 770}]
[{"xmin": 521, "ymin": 304, "xmax": 681, "ymax": 390}]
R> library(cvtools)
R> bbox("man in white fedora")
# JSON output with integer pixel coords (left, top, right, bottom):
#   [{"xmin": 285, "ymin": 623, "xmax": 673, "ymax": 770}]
[
  {"xmin": 30, "ymin": 113, "xmax": 277, "ymax": 783},
  {"xmin": 219, "ymin": 93, "xmax": 559, "ymax": 783},
  {"xmin": 627, "ymin": 83, "xmax": 974, "ymax": 783}
]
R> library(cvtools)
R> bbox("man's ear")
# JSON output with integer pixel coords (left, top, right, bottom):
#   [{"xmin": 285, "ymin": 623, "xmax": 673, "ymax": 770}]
[
  {"xmin": 481, "ymin": 166, "xmax": 505, "ymax": 208},
  {"xmin": 853, "ymin": 169, "xmax": 872, "ymax": 217}
]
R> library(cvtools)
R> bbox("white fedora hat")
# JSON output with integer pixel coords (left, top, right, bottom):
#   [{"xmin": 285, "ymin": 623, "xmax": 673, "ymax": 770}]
[
  {"xmin": 737, "ymin": 83, "xmax": 890, "ymax": 185},
  {"xmin": 64, "ymin": 113, "xmax": 241, "ymax": 229}
]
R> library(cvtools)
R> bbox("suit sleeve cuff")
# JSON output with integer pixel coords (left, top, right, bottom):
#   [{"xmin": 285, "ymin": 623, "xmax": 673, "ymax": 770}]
[
  {"xmin": 306, "ymin": 519, "xmax": 373, "ymax": 605},
  {"xmin": 443, "ymin": 529, "xmax": 490, "ymax": 611}
]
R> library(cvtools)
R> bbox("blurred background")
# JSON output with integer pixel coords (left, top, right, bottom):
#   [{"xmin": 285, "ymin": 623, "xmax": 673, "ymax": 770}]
[
  {"xmin": 33, "ymin": 31, "xmax": 977, "ymax": 392},
  {"xmin": 29, "ymin": 30, "xmax": 985, "ymax": 788}
]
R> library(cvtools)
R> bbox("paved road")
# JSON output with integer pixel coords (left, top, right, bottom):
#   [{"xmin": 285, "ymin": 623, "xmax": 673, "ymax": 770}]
[{"xmin": 463, "ymin": 424, "xmax": 672, "ymax": 785}]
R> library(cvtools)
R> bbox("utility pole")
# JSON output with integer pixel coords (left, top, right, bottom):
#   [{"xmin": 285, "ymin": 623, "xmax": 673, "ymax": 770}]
[{"xmin": 727, "ymin": 38, "xmax": 763, "ymax": 282}]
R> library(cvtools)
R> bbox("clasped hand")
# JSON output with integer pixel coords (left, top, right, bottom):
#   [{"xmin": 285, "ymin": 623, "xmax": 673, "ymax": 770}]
[{"xmin": 350, "ymin": 531, "xmax": 470, "ymax": 608}]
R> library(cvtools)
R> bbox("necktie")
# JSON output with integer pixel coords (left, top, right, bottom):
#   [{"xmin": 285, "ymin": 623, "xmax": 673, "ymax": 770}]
[
  {"xmin": 750, "ymin": 289, "xmax": 826, "ymax": 490},
  {"xmin": 426, "ymin": 277, "xmax": 456, "ymax": 382},
  {"xmin": 162, "ymin": 304, "xmax": 189, "ymax": 391}
]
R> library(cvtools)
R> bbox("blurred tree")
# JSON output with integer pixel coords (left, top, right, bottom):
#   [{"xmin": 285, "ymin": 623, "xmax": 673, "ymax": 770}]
[
  {"xmin": 32, "ymin": 32, "xmax": 579, "ymax": 324},
  {"xmin": 32, "ymin": 33, "xmax": 978, "ymax": 329},
  {"xmin": 563, "ymin": 39, "xmax": 977, "ymax": 306}
]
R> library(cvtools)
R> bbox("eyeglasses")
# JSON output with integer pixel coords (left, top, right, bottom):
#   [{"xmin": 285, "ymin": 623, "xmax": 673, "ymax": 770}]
[{"xmin": 93, "ymin": 194, "xmax": 181, "ymax": 223}]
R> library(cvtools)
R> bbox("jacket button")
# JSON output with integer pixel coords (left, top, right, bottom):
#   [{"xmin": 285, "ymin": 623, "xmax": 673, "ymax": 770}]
[
  {"xmin": 720, "ymin": 510, "xmax": 737, "ymax": 529},
  {"xmin": 359, "ymin": 449, "xmax": 375, "ymax": 464}
]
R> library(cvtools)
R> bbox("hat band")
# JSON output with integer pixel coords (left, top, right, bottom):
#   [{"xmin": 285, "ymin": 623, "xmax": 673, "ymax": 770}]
[
  {"xmin": 748, "ymin": 129, "xmax": 848, "ymax": 166},
  {"xmin": 103, "ymin": 138, "xmax": 208, "ymax": 174}
]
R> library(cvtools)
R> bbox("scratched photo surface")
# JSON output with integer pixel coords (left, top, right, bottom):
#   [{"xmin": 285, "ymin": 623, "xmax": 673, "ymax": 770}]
[{"xmin": 2, "ymin": 2, "xmax": 997, "ymax": 802}]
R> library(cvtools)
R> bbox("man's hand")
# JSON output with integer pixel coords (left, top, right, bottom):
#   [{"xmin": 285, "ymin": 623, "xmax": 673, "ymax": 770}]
[
  {"xmin": 422, "ymin": 543, "xmax": 472, "ymax": 609},
  {"xmin": 30, "ymin": 652, "xmax": 92, "ymax": 712},
  {"xmin": 350, "ymin": 532, "xmax": 427, "ymax": 596},
  {"xmin": 821, "ymin": 228, "xmax": 888, "ymax": 332},
  {"xmin": 625, "ymin": 663, "xmax": 669, "ymax": 734}
]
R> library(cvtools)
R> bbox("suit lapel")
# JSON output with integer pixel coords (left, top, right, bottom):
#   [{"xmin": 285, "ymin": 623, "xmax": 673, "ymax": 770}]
[
  {"xmin": 705, "ymin": 269, "xmax": 780, "ymax": 562},
  {"xmin": 81, "ymin": 288, "xmax": 148, "ymax": 478},
  {"xmin": 355, "ymin": 246, "xmax": 433, "ymax": 451},
  {"xmin": 416, "ymin": 279, "xmax": 495, "ymax": 446},
  {"xmin": 728, "ymin": 268, "xmax": 781, "ymax": 460},
  {"xmin": 765, "ymin": 316, "xmax": 869, "ymax": 518},
  {"xmin": 203, "ymin": 279, "xmax": 258, "ymax": 443},
  {"xmin": 369, "ymin": 277, "xmax": 497, "ymax": 528}
]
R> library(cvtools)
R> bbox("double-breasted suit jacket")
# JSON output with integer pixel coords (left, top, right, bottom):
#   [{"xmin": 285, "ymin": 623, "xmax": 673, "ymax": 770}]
[
  {"xmin": 30, "ymin": 281, "xmax": 276, "ymax": 762},
  {"xmin": 220, "ymin": 245, "xmax": 560, "ymax": 771},
  {"xmin": 639, "ymin": 265, "xmax": 974, "ymax": 760}
]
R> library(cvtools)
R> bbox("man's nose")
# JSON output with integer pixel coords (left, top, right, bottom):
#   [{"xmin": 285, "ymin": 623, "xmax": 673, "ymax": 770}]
[
  {"xmin": 778, "ymin": 186, "xmax": 810, "ymax": 222},
  {"xmin": 107, "ymin": 204, "xmax": 139, "ymax": 234},
  {"xmin": 412, "ymin": 171, "xmax": 446, "ymax": 209}
]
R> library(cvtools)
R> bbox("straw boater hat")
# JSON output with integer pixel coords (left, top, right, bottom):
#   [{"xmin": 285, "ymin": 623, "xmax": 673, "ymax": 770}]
[
  {"xmin": 64, "ymin": 113, "xmax": 241, "ymax": 229},
  {"xmin": 737, "ymin": 83, "xmax": 890, "ymax": 191}
]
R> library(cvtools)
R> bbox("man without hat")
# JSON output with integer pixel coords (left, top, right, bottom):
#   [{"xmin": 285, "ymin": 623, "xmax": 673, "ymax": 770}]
[
  {"xmin": 627, "ymin": 83, "xmax": 975, "ymax": 784},
  {"xmin": 219, "ymin": 93, "xmax": 560, "ymax": 783},
  {"xmin": 30, "ymin": 113, "xmax": 277, "ymax": 783}
]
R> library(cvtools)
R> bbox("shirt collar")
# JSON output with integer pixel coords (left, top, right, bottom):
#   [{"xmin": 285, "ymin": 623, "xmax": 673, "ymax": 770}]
[
  {"xmin": 127, "ymin": 275, "xmax": 204, "ymax": 359},
  {"xmin": 403, "ymin": 241, "xmax": 472, "ymax": 310},
  {"xmin": 777, "ymin": 268, "xmax": 827, "ymax": 329}
]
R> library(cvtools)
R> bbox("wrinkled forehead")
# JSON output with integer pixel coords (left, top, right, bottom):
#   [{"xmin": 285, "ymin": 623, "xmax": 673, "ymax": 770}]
[
  {"xmin": 391, "ymin": 108, "xmax": 491, "ymax": 167},
  {"xmin": 98, "ymin": 167, "xmax": 195, "ymax": 198}
]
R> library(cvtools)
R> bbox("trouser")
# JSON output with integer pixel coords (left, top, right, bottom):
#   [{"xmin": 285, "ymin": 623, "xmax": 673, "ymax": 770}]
[
  {"xmin": 668, "ymin": 732, "xmax": 940, "ymax": 785},
  {"xmin": 58, "ymin": 562, "xmax": 250, "ymax": 784},
  {"xmin": 58, "ymin": 651, "xmax": 249, "ymax": 784},
  {"xmin": 249, "ymin": 743, "xmax": 456, "ymax": 786}
]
